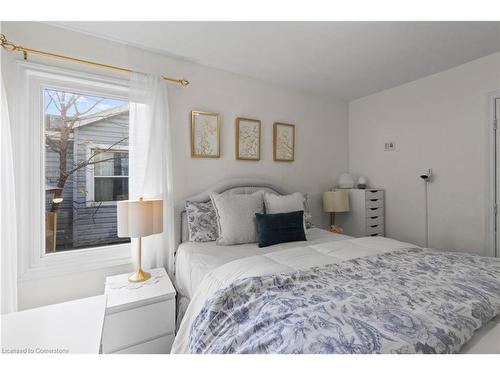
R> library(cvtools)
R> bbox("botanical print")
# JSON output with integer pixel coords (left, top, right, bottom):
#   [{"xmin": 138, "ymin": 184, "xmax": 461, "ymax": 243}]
[
  {"xmin": 236, "ymin": 118, "xmax": 260, "ymax": 160},
  {"xmin": 188, "ymin": 248, "xmax": 500, "ymax": 353},
  {"xmin": 191, "ymin": 111, "xmax": 220, "ymax": 158},
  {"xmin": 274, "ymin": 123, "xmax": 294, "ymax": 161}
]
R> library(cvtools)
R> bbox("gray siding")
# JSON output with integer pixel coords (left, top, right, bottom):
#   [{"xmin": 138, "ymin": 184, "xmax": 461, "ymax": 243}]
[
  {"xmin": 45, "ymin": 111, "xmax": 129, "ymax": 250},
  {"xmin": 73, "ymin": 112, "xmax": 129, "ymax": 248},
  {"xmin": 45, "ymin": 143, "xmax": 75, "ymax": 249}
]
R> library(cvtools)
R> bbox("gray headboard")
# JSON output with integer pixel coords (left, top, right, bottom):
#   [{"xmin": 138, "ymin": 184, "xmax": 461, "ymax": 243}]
[{"xmin": 174, "ymin": 178, "xmax": 292, "ymax": 247}]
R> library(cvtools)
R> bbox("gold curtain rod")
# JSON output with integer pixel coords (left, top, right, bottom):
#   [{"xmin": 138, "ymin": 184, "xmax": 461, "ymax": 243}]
[{"xmin": 0, "ymin": 33, "xmax": 190, "ymax": 87}]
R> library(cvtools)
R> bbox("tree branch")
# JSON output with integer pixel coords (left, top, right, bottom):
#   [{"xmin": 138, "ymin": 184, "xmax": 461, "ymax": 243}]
[
  {"xmin": 85, "ymin": 136, "xmax": 128, "ymax": 164},
  {"xmin": 66, "ymin": 136, "xmax": 128, "ymax": 175},
  {"xmin": 72, "ymin": 98, "xmax": 105, "ymax": 118},
  {"xmin": 47, "ymin": 91, "xmax": 63, "ymax": 114}
]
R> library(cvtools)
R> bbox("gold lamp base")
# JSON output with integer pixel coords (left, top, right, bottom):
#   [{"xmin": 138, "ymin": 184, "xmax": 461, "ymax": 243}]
[
  {"xmin": 128, "ymin": 268, "xmax": 151, "ymax": 283},
  {"xmin": 329, "ymin": 224, "xmax": 344, "ymax": 234}
]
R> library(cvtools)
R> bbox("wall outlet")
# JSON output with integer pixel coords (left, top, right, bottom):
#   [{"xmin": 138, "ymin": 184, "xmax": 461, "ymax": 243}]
[{"xmin": 384, "ymin": 141, "xmax": 396, "ymax": 151}]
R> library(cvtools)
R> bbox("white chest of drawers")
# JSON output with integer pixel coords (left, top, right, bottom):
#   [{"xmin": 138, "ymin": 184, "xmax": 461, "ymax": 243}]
[
  {"xmin": 102, "ymin": 268, "xmax": 176, "ymax": 354},
  {"xmin": 335, "ymin": 188, "xmax": 385, "ymax": 238}
]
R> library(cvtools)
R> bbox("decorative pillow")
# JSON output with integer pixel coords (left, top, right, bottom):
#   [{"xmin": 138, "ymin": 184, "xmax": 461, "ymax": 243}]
[
  {"xmin": 304, "ymin": 211, "xmax": 314, "ymax": 229},
  {"xmin": 210, "ymin": 191, "xmax": 264, "ymax": 245},
  {"xmin": 264, "ymin": 192, "xmax": 309, "ymax": 231},
  {"xmin": 185, "ymin": 201, "xmax": 218, "ymax": 242},
  {"xmin": 255, "ymin": 211, "xmax": 306, "ymax": 247}
]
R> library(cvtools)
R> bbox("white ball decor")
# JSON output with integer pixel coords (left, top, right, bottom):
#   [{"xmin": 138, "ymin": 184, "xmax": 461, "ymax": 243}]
[
  {"xmin": 338, "ymin": 173, "xmax": 355, "ymax": 189},
  {"xmin": 357, "ymin": 176, "xmax": 368, "ymax": 189}
]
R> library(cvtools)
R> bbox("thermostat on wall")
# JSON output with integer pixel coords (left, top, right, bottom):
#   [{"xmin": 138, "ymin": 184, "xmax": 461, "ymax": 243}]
[{"xmin": 384, "ymin": 141, "xmax": 396, "ymax": 151}]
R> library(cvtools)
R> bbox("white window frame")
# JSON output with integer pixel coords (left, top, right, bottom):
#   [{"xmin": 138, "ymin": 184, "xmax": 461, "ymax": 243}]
[
  {"xmin": 16, "ymin": 62, "xmax": 132, "ymax": 281},
  {"xmin": 85, "ymin": 144, "xmax": 129, "ymax": 208}
]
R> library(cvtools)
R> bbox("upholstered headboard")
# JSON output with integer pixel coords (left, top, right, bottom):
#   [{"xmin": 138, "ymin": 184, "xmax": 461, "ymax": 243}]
[{"xmin": 174, "ymin": 178, "xmax": 292, "ymax": 247}]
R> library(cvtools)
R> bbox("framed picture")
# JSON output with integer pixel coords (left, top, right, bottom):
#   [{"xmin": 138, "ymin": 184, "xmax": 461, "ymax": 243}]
[
  {"xmin": 235, "ymin": 117, "xmax": 261, "ymax": 160},
  {"xmin": 273, "ymin": 122, "xmax": 295, "ymax": 162},
  {"xmin": 191, "ymin": 110, "xmax": 220, "ymax": 158}
]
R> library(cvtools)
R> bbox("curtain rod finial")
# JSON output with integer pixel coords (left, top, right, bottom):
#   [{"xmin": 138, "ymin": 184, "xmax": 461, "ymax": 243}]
[
  {"xmin": 0, "ymin": 34, "xmax": 19, "ymax": 52},
  {"xmin": 180, "ymin": 79, "xmax": 190, "ymax": 87}
]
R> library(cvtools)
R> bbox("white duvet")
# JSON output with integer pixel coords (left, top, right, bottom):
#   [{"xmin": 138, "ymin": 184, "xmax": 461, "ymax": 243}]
[
  {"xmin": 174, "ymin": 228, "xmax": 350, "ymax": 301},
  {"xmin": 172, "ymin": 231, "xmax": 500, "ymax": 354}
]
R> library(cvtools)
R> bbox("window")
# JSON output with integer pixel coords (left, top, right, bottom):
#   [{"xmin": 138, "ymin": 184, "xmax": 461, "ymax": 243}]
[
  {"xmin": 16, "ymin": 64, "xmax": 133, "ymax": 279},
  {"xmin": 44, "ymin": 88, "xmax": 130, "ymax": 253},
  {"xmin": 93, "ymin": 149, "xmax": 129, "ymax": 202}
]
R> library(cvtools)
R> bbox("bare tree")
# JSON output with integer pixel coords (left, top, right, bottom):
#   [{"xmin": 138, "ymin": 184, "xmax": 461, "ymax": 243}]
[{"xmin": 45, "ymin": 90, "xmax": 127, "ymax": 213}]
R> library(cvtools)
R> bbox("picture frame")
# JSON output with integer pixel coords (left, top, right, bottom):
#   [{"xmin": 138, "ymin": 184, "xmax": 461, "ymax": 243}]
[
  {"xmin": 273, "ymin": 122, "xmax": 295, "ymax": 162},
  {"xmin": 235, "ymin": 117, "xmax": 261, "ymax": 160},
  {"xmin": 191, "ymin": 110, "xmax": 220, "ymax": 158}
]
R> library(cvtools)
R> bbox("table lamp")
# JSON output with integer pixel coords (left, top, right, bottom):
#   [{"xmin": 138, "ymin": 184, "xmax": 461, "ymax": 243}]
[
  {"xmin": 323, "ymin": 191, "xmax": 349, "ymax": 234},
  {"xmin": 117, "ymin": 197, "xmax": 163, "ymax": 282}
]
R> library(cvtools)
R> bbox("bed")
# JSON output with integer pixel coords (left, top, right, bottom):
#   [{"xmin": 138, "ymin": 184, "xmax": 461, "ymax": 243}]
[{"xmin": 171, "ymin": 179, "xmax": 500, "ymax": 354}]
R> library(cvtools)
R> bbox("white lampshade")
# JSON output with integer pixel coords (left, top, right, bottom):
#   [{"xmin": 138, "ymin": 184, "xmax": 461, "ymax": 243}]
[
  {"xmin": 117, "ymin": 198, "xmax": 163, "ymax": 238},
  {"xmin": 323, "ymin": 191, "xmax": 349, "ymax": 213}
]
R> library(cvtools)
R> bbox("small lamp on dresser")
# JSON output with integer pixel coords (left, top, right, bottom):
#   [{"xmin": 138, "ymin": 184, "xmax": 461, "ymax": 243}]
[
  {"xmin": 117, "ymin": 197, "xmax": 163, "ymax": 282},
  {"xmin": 323, "ymin": 191, "xmax": 349, "ymax": 234}
]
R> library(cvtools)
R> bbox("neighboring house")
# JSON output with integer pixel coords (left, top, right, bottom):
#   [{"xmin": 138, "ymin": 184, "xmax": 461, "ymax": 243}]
[{"xmin": 45, "ymin": 105, "xmax": 130, "ymax": 251}]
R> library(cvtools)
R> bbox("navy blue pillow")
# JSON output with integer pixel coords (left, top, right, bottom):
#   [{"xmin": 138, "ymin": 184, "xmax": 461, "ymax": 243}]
[{"xmin": 255, "ymin": 210, "xmax": 306, "ymax": 248}]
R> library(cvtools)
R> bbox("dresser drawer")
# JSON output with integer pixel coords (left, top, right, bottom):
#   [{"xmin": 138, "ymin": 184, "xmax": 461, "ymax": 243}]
[
  {"xmin": 366, "ymin": 198, "xmax": 383, "ymax": 209},
  {"xmin": 102, "ymin": 299, "xmax": 175, "ymax": 353},
  {"xmin": 366, "ymin": 215, "xmax": 383, "ymax": 227},
  {"xmin": 365, "ymin": 190, "xmax": 383, "ymax": 201},
  {"xmin": 366, "ymin": 206, "xmax": 383, "ymax": 217},
  {"xmin": 113, "ymin": 334, "xmax": 175, "ymax": 354},
  {"xmin": 366, "ymin": 223, "xmax": 384, "ymax": 236}
]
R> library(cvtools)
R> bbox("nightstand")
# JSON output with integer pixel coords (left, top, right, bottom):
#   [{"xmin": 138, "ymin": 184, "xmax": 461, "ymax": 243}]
[{"xmin": 102, "ymin": 268, "xmax": 176, "ymax": 354}]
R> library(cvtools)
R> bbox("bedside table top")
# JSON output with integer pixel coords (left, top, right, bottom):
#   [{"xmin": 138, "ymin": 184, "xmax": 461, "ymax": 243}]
[{"xmin": 105, "ymin": 268, "xmax": 176, "ymax": 314}]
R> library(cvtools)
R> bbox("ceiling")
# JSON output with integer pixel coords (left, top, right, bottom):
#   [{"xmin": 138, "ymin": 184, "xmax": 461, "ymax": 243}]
[{"xmin": 50, "ymin": 21, "xmax": 500, "ymax": 100}]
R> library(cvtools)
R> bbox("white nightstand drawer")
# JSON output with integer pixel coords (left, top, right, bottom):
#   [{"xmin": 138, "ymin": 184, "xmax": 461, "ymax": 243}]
[
  {"xmin": 366, "ymin": 198, "xmax": 383, "ymax": 209},
  {"xmin": 102, "ymin": 299, "xmax": 175, "ymax": 353},
  {"xmin": 113, "ymin": 334, "xmax": 175, "ymax": 354},
  {"xmin": 366, "ymin": 215, "xmax": 383, "ymax": 226},
  {"xmin": 365, "ymin": 190, "xmax": 383, "ymax": 200},
  {"xmin": 367, "ymin": 223, "xmax": 384, "ymax": 236},
  {"xmin": 366, "ymin": 206, "xmax": 383, "ymax": 217}
]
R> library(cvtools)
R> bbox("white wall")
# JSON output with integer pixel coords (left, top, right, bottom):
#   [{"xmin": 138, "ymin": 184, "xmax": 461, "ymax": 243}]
[
  {"xmin": 349, "ymin": 52, "xmax": 500, "ymax": 255},
  {"xmin": 1, "ymin": 22, "xmax": 349, "ymax": 309}
]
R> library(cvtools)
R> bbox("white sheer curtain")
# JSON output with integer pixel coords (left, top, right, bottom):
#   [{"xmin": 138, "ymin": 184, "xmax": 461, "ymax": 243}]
[
  {"xmin": 1, "ymin": 62, "xmax": 18, "ymax": 314},
  {"xmin": 129, "ymin": 72, "xmax": 175, "ymax": 276}
]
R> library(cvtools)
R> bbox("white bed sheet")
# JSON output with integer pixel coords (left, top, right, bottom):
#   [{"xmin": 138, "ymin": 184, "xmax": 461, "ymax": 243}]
[{"xmin": 174, "ymin": 228, "xmax": 350, "ymax": 301}]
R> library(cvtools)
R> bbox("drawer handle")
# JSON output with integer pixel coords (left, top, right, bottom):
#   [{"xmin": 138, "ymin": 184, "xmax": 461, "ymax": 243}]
[
  {"xmin": 369, "ymin": 208, "xmax": 377, "ymax": 211},
  {"xmin": 370, "ymin": 190, "xmax": 378, "ymax": 193},
  {"xmin": 369, "ymin": 199, "xmax": 378, "ymax": 202},
  {"xmin": 370, "ymin": 216, "xmax": 378, "ymax": 219},
  {"xmin": 370, "ymin": 233, "xmax": 379, "ymax": 237},
  {"xmin": 370, "ymin": 225, "xmax": 378, "ymax": 228}
]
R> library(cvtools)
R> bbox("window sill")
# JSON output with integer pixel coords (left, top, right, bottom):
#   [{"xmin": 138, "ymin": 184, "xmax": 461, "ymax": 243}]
[
  {"xmin": 85, "ymin": 201, "xmax": 119, "ymax": 208},
  {"xmin": 19, "ymin": 243, "xmax": 133, "ymax": 282}
]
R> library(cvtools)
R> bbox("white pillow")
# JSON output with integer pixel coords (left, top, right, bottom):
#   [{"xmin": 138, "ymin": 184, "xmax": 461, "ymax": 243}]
[
  {"xmin": 264, "ymin": 192, "xmax": 307, "ymax": 232},
  {"xmin": 210, "ymin": 191, "xmax": 264, "ymax": 245},
  {"xmin": 264, "ymin": 192, "xmax": 305, "ymax": 213}
]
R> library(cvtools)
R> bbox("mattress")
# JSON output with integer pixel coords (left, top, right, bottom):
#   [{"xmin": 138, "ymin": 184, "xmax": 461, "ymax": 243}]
[{"xmin": 174, "ymin": 228, "xmax": 350, "ymax": 302}]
